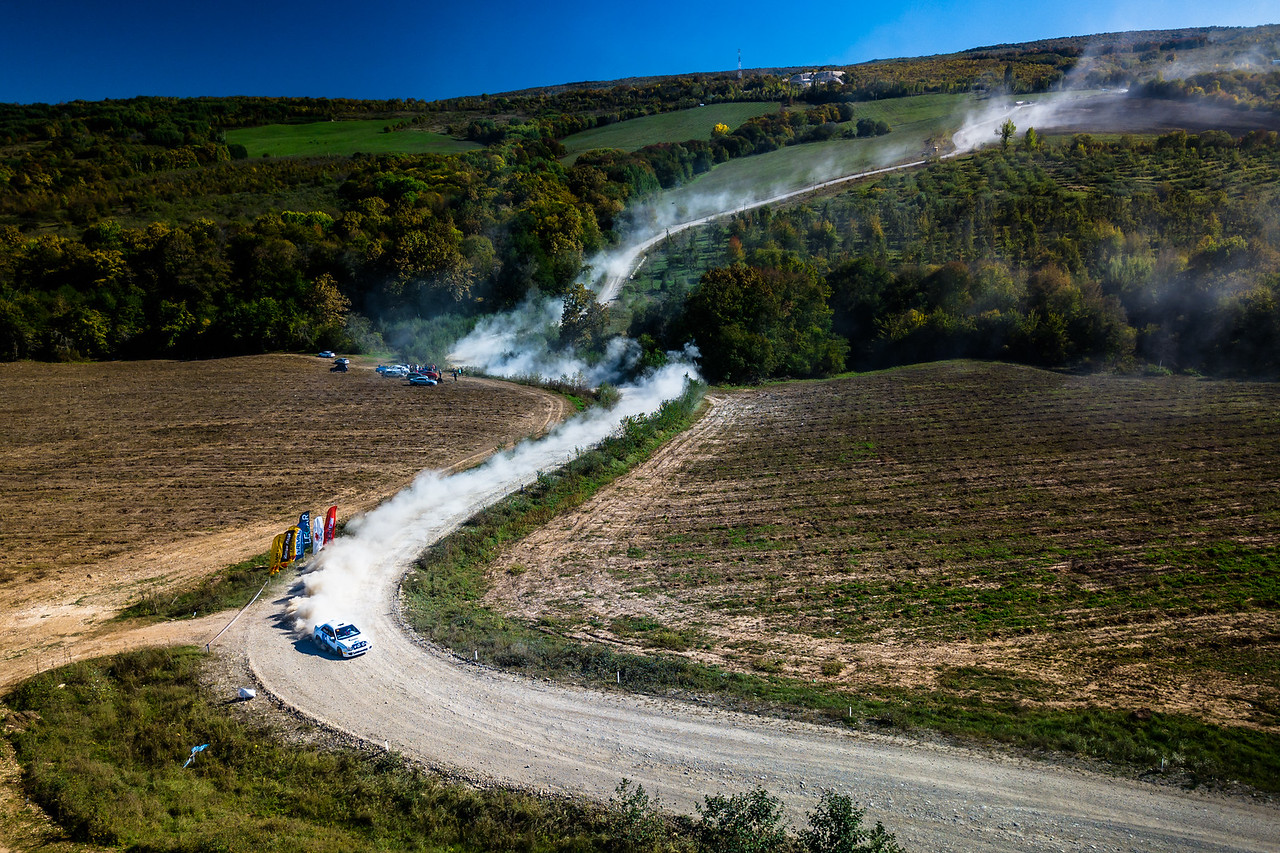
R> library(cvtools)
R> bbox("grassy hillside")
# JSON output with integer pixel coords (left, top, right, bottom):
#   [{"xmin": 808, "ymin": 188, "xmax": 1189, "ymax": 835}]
[
  {"xmin": 656, "ymin": 93, "xmax": 965, "ymax": 212},
  {"xmin": 226, "ymin": 119, "xmax": 480, "ymax": 156},
  {"xmin": 560, "ymin": 102, "xmax": 783, "ymax": 157}
]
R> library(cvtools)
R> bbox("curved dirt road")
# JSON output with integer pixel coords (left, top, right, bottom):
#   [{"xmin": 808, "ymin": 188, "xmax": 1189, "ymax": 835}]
[
  {"xmin": 231, "ymin": 394, "xmax": 1279, "ymax": 853},
  {"xmin": 596, "ymin": 159, "xmax": 923, "ymax": 302}
]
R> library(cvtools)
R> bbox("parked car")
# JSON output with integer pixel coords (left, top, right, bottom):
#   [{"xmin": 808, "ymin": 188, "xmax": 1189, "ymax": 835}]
[
  {"xmin": 333, "ymin": 357, "xmax": 350, "ymax": 366},
  {"xmin": 317, "ymin": 350, "xmax": 335, "ymax": 358},
  {"xmin": 312, "ymin": 621, "xmax": 371, "ymax": 657},
  {"xmin": 408, "ymin": 374, "xmax": 437, "ymax": 386}
]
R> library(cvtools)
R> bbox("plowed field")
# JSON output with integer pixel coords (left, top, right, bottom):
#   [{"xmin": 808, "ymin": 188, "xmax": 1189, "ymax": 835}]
[
  {"xmin": 0, "ymin": 355, "xmax": 569, "ymax": 685},
  {"xmin": 487, "ymin": 361, "xmax": 1280, "ymax": 730}
]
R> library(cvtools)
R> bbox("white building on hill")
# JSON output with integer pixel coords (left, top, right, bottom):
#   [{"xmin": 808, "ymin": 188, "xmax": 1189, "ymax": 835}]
[{"xmin": 789, "ymin": 70, "xmax": 846, "ymax": 87}]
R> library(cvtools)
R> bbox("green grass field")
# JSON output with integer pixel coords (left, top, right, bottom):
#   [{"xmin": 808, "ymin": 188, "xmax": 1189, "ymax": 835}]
[
  {"xmin": 226, "ymin": 120, "xmax": 480, "ymax": 157},
  {"xmin": 656, "ymin": 93, "xmax": 970, "ymax": 214},
  {"xmin": 1, "ymin": 649, "xmax": 629, "ymax": 852},
  {"xmin": 838, "ymin": 92, "xmax": 972, "ymax": 132},
  {"xmin": 560, "ymin": 102, "xmax": 784, "ymax": 157}
]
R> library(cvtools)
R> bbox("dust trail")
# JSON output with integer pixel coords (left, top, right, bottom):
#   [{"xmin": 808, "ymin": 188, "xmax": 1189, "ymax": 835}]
[
  {"xmin": 287, "ymin": 360, "xmax": 698, "ymax": 634},
  {"xmin": 583, "ymin": 95, "xmax": 1045, "ymax": 303},
  {"xmin": 588, "ymin": 157, "xmax": 926, "ymax": 304},
  {"xmin": 448, "ymin": 296, "xmax": 642, "ymax": 383}
]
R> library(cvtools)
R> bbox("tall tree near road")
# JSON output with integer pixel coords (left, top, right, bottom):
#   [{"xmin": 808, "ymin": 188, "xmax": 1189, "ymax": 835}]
[
  {"xmin": 558, "ymin": 281, "xmax": 610, "ymax": 354},
  {"xmin": 999, "ymin": 118, "xmax": 1017, "ymax": 149}
]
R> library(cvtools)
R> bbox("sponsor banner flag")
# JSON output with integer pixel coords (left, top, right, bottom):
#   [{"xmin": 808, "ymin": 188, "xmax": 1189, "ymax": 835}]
[
  {"xmin": 291, "ymin": 525, "xmax": 304, "ymax": 560},
  {"xmin": 312, "ymin": 514, "xmax": 324, "ymax": 553},
  {"xmin": 325, "ymin": 505, "xmax": 337, "ymax": 543},
  {"xmin": 283, "ymin": 527, "xmax": 298, "ymax": 563},
  {"xmin": 270, "ymin": 533, "xmax": 286, "ymax": 574},
  {"xmin": 298, "ymin": 511, "xmax": 312, "ymax": 549}
]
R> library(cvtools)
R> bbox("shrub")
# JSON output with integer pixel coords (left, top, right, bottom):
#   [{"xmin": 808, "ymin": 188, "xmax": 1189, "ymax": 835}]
[
  {"xmin": 799, "ymin": 790, "xmax": 903, "ymax": 853},
  {"xmin": 607, "ymin": 779, "xmax": 671, "ymax": 852},
  {"xmin": 696, "ymin": 788, "xmax": 788, "ymax": 853}
]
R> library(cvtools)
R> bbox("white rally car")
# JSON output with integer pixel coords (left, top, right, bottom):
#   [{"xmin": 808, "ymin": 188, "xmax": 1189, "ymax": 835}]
[{"xmin": 312, "ymin": 621, "xmax": 371, "ymax": 658}]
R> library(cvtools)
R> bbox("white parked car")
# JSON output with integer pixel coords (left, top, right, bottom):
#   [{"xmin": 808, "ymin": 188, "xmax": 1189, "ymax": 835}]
[
  {"xmin": 312, "ymin": 621, "xmax": 371, "ymax": 657},
  {"xmin": 317, "ymin": 350, "xmax": 335, "ymax": 358}
]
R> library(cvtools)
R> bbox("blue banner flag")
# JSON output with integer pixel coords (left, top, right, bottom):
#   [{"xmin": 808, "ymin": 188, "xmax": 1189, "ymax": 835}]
[
  {"xmin": 298, "ymin": 511, "xmax": 311, "ymax": 548},
  {"xmin": 182, "ymin": 743, "xmax": 209, "ymax": 768}
]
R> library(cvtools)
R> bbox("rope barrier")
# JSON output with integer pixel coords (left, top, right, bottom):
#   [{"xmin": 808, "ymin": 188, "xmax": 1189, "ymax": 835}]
[{"xmin": 204, "ymin": 570, "xmax": 277, "ymax": 651}]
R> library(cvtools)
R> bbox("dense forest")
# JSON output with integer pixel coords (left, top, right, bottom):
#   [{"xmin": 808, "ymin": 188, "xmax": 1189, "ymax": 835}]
[
  {"xmin": 1, "ymin": 24, "xmax": 1278, "ymax": 379},
  {"xmin": 632, "ymin": 129, "xmax": 1280, "ymax": 381}
]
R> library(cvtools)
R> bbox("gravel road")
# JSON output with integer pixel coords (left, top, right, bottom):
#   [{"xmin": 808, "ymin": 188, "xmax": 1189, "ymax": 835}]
[{"xmin": 228, "ymin": 393, "xmax": 1279, "ymax": 853}]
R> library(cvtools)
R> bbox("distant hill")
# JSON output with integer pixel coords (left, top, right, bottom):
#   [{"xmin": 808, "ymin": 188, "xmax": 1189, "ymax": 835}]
[{"xmin": 492, "ymin": 24, "xmax": 1280, "ymax": 100}]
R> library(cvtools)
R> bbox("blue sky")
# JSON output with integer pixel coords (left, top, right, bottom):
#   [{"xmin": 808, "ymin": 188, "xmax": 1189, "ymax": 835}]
[{"xmin": 2, "ymin": 0, "xmax": 1277, "ymax": 105}]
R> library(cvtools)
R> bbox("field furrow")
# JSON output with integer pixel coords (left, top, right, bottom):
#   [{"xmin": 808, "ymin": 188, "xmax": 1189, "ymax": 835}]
[{"xmin": 486, "ymin": 361, "xmax": 1280, "ymax": 729}]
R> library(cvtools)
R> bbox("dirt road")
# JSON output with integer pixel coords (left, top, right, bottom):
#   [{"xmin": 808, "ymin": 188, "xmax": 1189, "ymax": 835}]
[{"xmin": 232, "ymin": 394, "xmax": 1280, "ymax": 853}]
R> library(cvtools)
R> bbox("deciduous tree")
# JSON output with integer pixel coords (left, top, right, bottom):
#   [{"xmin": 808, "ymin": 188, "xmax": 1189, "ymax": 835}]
[{"xmin": 999, "ymin": 118, "xmax": 1017, "ymax": 149}]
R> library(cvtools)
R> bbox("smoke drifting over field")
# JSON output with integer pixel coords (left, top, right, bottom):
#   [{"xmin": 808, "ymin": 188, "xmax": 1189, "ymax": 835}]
[
  {"xmin": 448, "ymin": 295, "xmax": 643, "ymax": 384},
  {"xmin": 952, "ymin": 88, "xmax": 1280, "ymax": 152},
  {"xmin": 297, "ymin": 137, "xmax": 746, "ymax": 638},
  {"xmin": 585, "ymin": 139, "xmax": 922, "ymax": 304}
]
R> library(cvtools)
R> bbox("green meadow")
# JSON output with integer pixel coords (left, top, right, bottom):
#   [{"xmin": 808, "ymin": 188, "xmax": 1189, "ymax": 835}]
[
  {"xmin": 656, "ymin": 93, "xmax": 968, "ymax": 212},
  {"xmin": 226, "ymin": 120, "xmax": 480, "ymax": 157},
  {"xmin": 560, "ymin": 102, "xmax": 784, "ymax": 157}
]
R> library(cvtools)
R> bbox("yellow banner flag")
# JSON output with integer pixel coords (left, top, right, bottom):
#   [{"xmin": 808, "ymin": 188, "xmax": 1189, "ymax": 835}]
[{"xmin": 270, "ymin": 533, "xmax": 287, "ymax": 574}]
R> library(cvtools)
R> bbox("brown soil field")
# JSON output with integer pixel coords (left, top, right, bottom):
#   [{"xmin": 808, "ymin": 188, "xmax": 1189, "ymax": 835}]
[
  {"xmin": 486, "ymin": 360, "xmax": 1280, "ymax": 730},
  {"xmin": 0, "ymin": 355, "xmax": 571, "ymax": 688}
]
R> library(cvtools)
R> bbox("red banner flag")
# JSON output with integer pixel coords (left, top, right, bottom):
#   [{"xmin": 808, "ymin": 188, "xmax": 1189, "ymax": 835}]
[{"xmin": 325, "ymin": 505, "xmax": 337, "ymax": 544}]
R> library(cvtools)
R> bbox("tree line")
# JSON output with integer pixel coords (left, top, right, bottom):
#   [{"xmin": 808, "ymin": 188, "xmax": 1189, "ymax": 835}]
[
  {"xmin": 2, "ymin": 28, "xmax": 1278, "ymax": 368},
  {"xmin": 0, "ymin": 95, "xmax": 898, "ymax": 361},
  {"xmin": 1134, "ymin": 70, "xmax": 1280, "ymax": 113},
  {"xmin": 631, "ymin": 129, "xmax": 1280, "ymax": 382}
]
